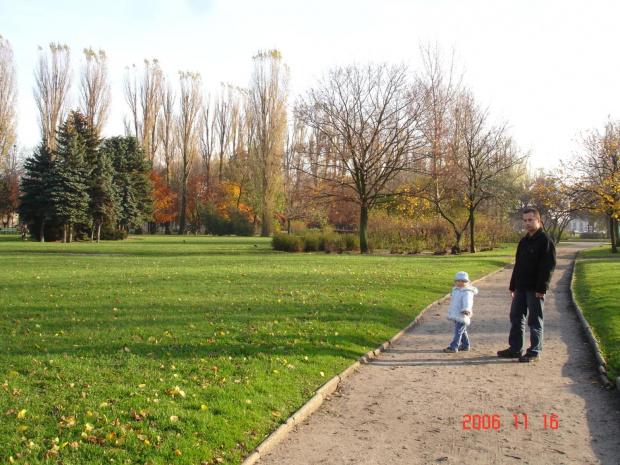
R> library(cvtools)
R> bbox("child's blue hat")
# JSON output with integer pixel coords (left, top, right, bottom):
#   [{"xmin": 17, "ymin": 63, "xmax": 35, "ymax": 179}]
[{"xmin": 454, "ymin": 271, "xmax": 470, "ymax": 282}]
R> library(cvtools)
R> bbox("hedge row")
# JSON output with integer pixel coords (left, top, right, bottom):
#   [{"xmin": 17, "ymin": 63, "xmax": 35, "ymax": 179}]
[{"xmin": 272, "ymin": 230, "xmax": 359, "ymax": 253}]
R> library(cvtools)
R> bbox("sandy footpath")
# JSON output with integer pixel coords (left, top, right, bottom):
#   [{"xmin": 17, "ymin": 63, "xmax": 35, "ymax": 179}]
[{"xmin": 259, "ymin": 243, "xmax": 620, "ymax": 464}]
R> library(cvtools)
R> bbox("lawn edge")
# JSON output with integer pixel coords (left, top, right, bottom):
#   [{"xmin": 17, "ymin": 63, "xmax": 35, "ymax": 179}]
[
  {"xmin": 241, "ymin": 265, "xmax": 512, "ymax": 465},
  {"xmin": 570, "ymin": 258, "xmax": 617, "ymax": 390}
]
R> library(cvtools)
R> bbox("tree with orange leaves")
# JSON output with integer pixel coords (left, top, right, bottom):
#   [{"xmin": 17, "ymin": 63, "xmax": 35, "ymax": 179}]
[{"xmin": 149, "ymin": 171, "xmax": 177, "ymax": 234}]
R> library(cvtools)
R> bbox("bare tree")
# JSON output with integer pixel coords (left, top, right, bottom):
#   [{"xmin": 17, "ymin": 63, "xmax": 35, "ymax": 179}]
[
  {"xmin": 247, "ymin": 49, "xmax": 289, "ymax": 237},
  {"xmin": 565, "ymin": 119, "xmax": 620, "ymax": 252},
  {"xmin": 141, "ymin": 59, "xmax": 164, "ymax": 160},
  {"xmin": 282, "ymin": 114, "xmax": 314, "ymax": 232},
  {"xmin": 0, "ymin": 35, "xmax": 18, "ymax": 167},
  {"xmin": 123, "ymin": 64, "xmax": 140, "ymax": 139},
  {"xmin": 177, "ymin": 71, "xmax": 203, "ymax": 234},
  {"xmin": 123, "ymin": 59, "xmax": 164, "ymax": 160},
  {"xmin": 33, "ymin": 43, "xmax": 72, "ymax": 151},
  {"xmin": 415, "ymin": 44, "xmax": 468, "ymax": 252},
  {"xmin": 158, "ymin": 77, "xmax": 176, "ymax": 184},
  {"xmin": 200, "ymin": 93, "xmax": 215, "ymax": 193},
  {"xmin": 214, "ymin": 84, "xmax": 236, "ymax": 183},
  {"xmin": 79, "ymin": 48, "xmax": 111, "ymax": 137},
  {"xmin": 296, "ymin": 62, "xmax": 425, "ymax": 252},
  {"xmin": 450, "ymin": 90, "xmax": 526, "ymax": 252}
]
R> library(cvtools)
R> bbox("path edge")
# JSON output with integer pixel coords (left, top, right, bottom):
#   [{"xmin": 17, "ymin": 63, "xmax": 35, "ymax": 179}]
[
  {"xmin": 241, "ymin": 265, "xmax": 510, "ymax": 465},
  {"xmin": 569, "ymin": 257, "xmax": 617, "ymax": 390}
]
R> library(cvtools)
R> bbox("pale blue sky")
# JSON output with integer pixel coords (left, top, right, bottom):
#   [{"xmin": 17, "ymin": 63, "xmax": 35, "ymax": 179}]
[{"xmin": 2, "ymin": 0, "xmax": 619, "ymax": 170}]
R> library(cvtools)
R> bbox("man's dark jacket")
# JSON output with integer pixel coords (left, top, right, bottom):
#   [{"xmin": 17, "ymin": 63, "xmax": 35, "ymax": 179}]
[{"xmin": 509, "ymin": 228, "xmax": 557, "ymax": 295}]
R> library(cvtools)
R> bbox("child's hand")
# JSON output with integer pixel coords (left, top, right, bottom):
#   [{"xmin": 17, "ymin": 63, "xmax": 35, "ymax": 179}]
[{"xmin": 461, "ymin": 311, "xmax": 471, "ymax": 316}]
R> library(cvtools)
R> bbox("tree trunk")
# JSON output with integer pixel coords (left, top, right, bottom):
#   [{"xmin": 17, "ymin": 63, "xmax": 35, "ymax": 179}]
[
  {"xmin": 614, "ymin": 217, "xmax": 620, "ymax": 248},
  {"xmin": 165, "ymin": 221, "xmax": 171, "ymax": 235},
  {"xmin": 62, "ymin": 224, "xmax": 67, "ymax": 243},
  {"xmin": 359, "ymin": 203, "xmax": 369, "ymax": 253},
  {"xmin": 469, "ymin": 208, "xmax": 476, "ymax": 253},
  {"xmin": 96, "ymin": 222, "xmax": 102, "ymax": 243},
  {"xmin": 610, "ymin": 216, "xmax": 618, "ymax": 253},
  {"xmin": 261, "ymin": 206, "xmax": 273, "ymax": 237},
  {"xmin": 452, "ymin": 231, "xmax": 462, "ymax": 254},
  {"xmin": 179, "ymin": 182, "xmax": 187, "ymax": 234},
  {"xmin": 39, "ymin": 221, "xmax": 45, "ymax": 242}
]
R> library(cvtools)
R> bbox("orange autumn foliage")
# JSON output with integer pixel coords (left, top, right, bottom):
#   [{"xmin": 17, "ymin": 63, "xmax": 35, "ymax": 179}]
[{"xmin": 149, "ymin": 171, "xmax": 177, "ymax": 223}]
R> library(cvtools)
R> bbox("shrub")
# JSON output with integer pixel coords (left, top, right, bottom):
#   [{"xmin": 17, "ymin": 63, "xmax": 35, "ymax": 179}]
[
  {"xmin": 229, "ymin": 210, "xmax": 255, "ymax": 236},
  {"xmin": 272, "ymin": 233, "xmax": 305, "ymax": 252},
  {"xmin": 202, "ymin": 203, "xmax": 230, "ymax": 235},
  {"xmin": 580, "ymin": 231, "xmax": 607, "ymax": 239},
  {"xmin": 272, "ymin": 230, "xmax": 359, "ymax": 253},
  {"xmin": 100, "ymin": 223, "xmax": 128, "ymax": 240},
  {"xmin": 322, "ymin": 233, "xmax": 345, "ymax": 254},
  {"xmin": 298, "ymin": 229, "xmax": 322, "ymax": 252},
  {"xmin": 342, "ymin": 233, "xmax": 359, "ymax": 251}
]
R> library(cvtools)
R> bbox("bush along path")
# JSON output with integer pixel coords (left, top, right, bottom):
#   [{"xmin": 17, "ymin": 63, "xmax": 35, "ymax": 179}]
[{"xmin": 257, "ymin": 243, "xmax": 620, "ymax": 465}]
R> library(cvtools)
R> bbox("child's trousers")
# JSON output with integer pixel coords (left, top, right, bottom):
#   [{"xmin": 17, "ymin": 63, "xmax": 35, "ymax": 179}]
[{"xmin": 449, "ymin": 322, "xmax": 470, "ymax": 350}]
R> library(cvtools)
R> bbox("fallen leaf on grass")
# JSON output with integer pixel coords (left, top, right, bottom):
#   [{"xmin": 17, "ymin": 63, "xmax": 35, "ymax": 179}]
[{"xmin": 165, "ymin": 386, "xmax": 186, "ymax": 398}]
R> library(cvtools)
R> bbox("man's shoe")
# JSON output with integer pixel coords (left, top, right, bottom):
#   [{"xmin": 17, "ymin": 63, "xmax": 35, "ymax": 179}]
[
  {"xmin": 459, "ymin": 347, "xmax": 470, "ymax": 351},
  {"xmin": 497, "ymin": 348, "xmax": 521, "ymax": 358},
  {"xmin": 519, "ymin": 354, "xmax": 540, "ymax": 363},
  {"xmin": 444, "ymin": 347, "xmax": 457, "ymax": 353}
]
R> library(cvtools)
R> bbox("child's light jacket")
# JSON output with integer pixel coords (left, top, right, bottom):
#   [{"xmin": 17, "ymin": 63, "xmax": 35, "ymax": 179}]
[{"xmin": 446, "ymin": 285, "xmax": 478, "ymax": 325}]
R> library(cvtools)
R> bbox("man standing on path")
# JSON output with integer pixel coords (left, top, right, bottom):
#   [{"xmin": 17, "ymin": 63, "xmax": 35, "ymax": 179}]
[{"xmin": 498, "ymin": 208, "xmax": 556, "ymax": 363}]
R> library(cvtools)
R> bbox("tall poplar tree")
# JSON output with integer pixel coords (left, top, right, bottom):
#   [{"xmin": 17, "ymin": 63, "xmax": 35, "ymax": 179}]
[
  {"xmin": 0, "ymin": 35, "xmax": 18, "ymax": 166},
  {"xmin": 33, "ymin": 43, "xmax": 72, "ymax": 151},
  {"xmin": 247, "ymin": 49, "xmax": 289, "ymax": 237}
]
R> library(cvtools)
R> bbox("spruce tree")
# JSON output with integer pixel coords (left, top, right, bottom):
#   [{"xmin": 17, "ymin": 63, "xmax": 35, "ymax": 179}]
[
  {"xmin": 101, "ymin": 136, "xmax": 154, "ymax": 232},
  {"xmin": 89, "ymin": 149, "xmax": 121, "ymax": 242},
  {"xmin": 17, "ymin": 143, "xmax": 54, "ymax": 241},
  {"xmin": 49, "ymin": 111, "xmax": 95, "ymax": 242}
]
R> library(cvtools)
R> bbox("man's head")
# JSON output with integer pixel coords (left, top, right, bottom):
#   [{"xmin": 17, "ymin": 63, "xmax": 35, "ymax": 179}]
[{"xmin": 523, "ymin": 208, "xmax": 542, "ymax": 234}]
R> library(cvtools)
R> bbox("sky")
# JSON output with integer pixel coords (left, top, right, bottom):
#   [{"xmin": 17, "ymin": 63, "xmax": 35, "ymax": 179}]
[{"xmin": 2, "ymin": 0, "xmax": 620, "ymax": 171}]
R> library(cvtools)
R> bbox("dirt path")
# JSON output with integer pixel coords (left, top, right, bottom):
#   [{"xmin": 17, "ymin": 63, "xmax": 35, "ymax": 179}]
[{"xmin": 259, "ymin": 243, "xmax": 620, "ymax": 464}]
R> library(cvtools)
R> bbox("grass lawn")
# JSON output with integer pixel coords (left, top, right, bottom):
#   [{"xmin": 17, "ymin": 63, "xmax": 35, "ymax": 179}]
[
  {"xmin": 573, "ymin": 245, "xmax": 620, "ymax": 382},
  {"xmin": 0, "ymin": 235, "xmax": 515, "ymax": 464}
]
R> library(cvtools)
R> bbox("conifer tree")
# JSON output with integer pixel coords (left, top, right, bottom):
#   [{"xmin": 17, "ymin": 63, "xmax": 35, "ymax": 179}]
[
  {"xmin": 49, "ymin": 112, "xmax": 94, "ymax": 242},
  {"xmin": 17, "ymin": 143, "xmax": 54, "ymax": 241},
  {"xmin": 89, "ymin": 149, "xmax": 121, "ymax": 242},
  {"xmin": 101, "ymin": 136, "xmax": 154, "ymax": 231}
]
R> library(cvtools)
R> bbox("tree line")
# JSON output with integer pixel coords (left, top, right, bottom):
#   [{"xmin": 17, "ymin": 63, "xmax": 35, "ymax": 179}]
[{"xmin": 0, "ymin": 36, "xmax": 618, "ymax": 252}]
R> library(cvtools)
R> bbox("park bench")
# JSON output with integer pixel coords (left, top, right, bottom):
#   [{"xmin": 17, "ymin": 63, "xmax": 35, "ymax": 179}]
[{"xmin": 0, "ymin": 227, "xmax": 18, "ymax": 234}]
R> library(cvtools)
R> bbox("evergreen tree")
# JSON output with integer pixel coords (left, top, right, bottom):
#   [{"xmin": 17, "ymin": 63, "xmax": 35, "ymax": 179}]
[
  {"xmin": 101, "ymin": 136, "xmax": 154, "ymax": 231},
  {"xmin": 17, "ymin": 143, "xmax": 54, "ymax": 241},
  {"xmin": 49, "ymin": 111, "xmax": 96, "ymax": 242},
  {"xmin": 89, "ymin": 149, "xmax": 121, "ymax": 242}
]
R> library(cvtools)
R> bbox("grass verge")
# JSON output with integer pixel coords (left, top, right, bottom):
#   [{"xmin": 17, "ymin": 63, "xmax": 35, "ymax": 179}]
[
  {"xmin": 0, "ymin": 235, "xmax": 514, "ymax": 464},
  {"xmin": 574, "ymin": 245, "xmax": 620, "ymax": 381}
]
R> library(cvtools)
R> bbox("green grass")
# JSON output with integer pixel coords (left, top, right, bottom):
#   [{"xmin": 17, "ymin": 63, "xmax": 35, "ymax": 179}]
[
  {"xmin": 574, "ymin": 245, "xmax": 620, "ymax": 381},
  {"xmin": 0, "ymin": 235, "xmax": 515, "ymax": 464}
]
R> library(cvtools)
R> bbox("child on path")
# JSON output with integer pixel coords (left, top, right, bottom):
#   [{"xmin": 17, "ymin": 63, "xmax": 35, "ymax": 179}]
[{"xmin": 444, "ymin": 271, "xmax": 478, "ymax": 353}]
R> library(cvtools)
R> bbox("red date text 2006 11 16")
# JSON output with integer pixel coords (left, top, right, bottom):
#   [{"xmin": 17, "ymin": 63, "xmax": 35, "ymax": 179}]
[{"xmin": 462, "ymin": 414, "xmax": 559, "ymax": 430}]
